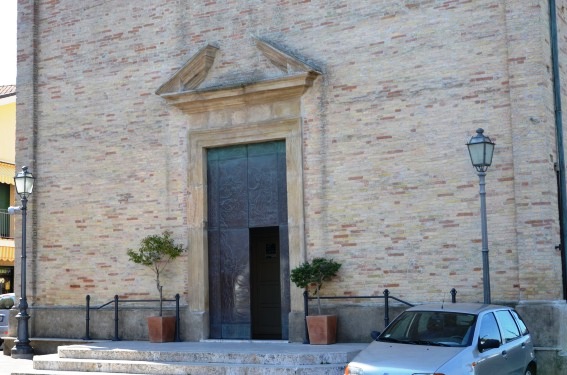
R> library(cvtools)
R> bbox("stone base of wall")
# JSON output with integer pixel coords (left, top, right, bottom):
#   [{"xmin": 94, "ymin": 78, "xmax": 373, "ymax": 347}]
[
  {"xmin": 7, "ymin": 300, "xmax": 567, "ymax": 375},
  {"xmin": 186, "ymin": 310, "xmax": 208, "ymax": 342},
  {"xmin": 8, "ymin": 305, "xmax": 188, "ymax": 341},
  {"xmin": 288, "ymin": 303, "xmax": 409, "ymax": 343},
  {"xmin": 515, "ymin": 300, "xmax": 567, "ymax": 349},
  {"xmin": 534, "ymin": 348, "xmax": 567, "ymax": 375},
  {"xmin": 13, "ymin": 302, "xmax": 406, "ymax": 343},
  {"xmin": 515, "ymin": 300, "xmax": 567, "ymax": 375}
]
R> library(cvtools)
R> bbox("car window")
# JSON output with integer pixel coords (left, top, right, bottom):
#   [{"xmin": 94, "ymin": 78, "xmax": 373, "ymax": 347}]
[
  {"xmin": 382, "ymin": 311, "xmax": 415, "ymax": 339},
  {"xmin": 381, "ymin": 310, "xmax": 476, "ymax": 347},
  {"xmin": 478, "ymin": 312, "xmax": 502, "ymax": 345},
  {"xmin": 495, "ymin": 310, "xmax": 521, "ymax": 343},
  {"xmin": 510, "ymin": 310, "xmax": 529, "ymax": 336}
]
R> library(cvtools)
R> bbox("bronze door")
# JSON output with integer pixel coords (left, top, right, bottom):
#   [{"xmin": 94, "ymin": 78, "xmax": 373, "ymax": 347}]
[{"xmin": 207, "ymin": 142, "xmax": 289, "ymax": 340}]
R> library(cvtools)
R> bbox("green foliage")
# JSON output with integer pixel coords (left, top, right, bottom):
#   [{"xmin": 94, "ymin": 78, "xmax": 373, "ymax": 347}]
[
  {"xmin": 127, "ymin": 230, "xmax": 186, "ymax": 265},
  {"xmin": 290, "ymin": 257, "xmax": 341, "ymax": 314},
  {"xmin": 0, "ymin": 295, "xmax": 14, "ymax": 309},
  {"xmin": 127, "ymin": 230, "xmax": 186, "ymax": 316}
]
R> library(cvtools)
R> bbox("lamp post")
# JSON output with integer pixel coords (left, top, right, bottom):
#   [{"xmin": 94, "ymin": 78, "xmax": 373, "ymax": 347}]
[
  {"xmin": 11, "ymin": 166, "xmax": 35, "ymax": 359},
  {"xmin": 467, "ymin": 129, "xmax": 495, "ymax": 304}
]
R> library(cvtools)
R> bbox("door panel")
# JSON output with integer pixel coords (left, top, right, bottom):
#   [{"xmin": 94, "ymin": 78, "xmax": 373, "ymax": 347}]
[
  {"xmin": 494, "ymin": 310, "xmax": 525, "ymax": 375},
  {"xmin": 277, "ymin": 144, "xmax": 288, "ymax": 225},
  {"xmin": 208, "ymin": 152, "xmax": 220, "ymax": 229},
  {"xmin": 208, "ymin": 229, "xmax": 222, "ymax": 338},
  {"xmin": 220, "ymin": 228, "xmax": 250, "ymax": 338},
  {"xmin": 248, "ymin": 153, "xmax": 279, "ymax": 228},
  {"xmin": 279, "ymin": 225, "xmax": 290, "ymax": 339},
  {"xmin": 475, "ymin": 312, "xmax": 509, "ymax": 374},
  {"xmin": 219, "ymin": 157, "xmax": 248, "ymax": 228}
]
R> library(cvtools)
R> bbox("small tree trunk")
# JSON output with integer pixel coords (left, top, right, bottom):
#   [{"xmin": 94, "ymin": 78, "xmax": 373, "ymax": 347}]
[
  {"xmin": 159, "ymin": 285, "xmax": 163, "ymax": 317},
  {"xmin": 316, "ymin": 284, "xmax": 322, "ymax": 315}
]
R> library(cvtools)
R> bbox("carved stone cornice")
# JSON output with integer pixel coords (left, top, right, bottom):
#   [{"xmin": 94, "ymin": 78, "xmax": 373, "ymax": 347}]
[
  {"xmin": 160, "ymin": 72, "xmax": 319, "ymax": 114},
  {"xmin": 156, "ymin": 40, "xmax": 320, "ymax": 114}
]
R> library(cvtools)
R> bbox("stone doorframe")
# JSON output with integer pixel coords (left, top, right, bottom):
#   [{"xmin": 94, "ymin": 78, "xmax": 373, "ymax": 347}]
[
  {"xmin": 156, "ymin": 39, "xmax": 321, "ymax": 340},
  {"xmin": 186, "ymin": 117, "xmax": 306, "ymax": 340}
]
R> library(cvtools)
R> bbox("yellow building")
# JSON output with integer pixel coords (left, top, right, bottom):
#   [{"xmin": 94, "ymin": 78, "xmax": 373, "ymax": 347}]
[{"xmin": 0, "ymin": 85, "xmax": 16, "ymax": 294}]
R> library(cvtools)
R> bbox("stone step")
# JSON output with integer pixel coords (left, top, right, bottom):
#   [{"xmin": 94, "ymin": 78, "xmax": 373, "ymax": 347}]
[
  {"xmin": 30, "ymin": 355, "xmax": 347, "ymax": 375},
  {"xmin": 12, "ymin": 342, "xmax": 366, "ymax": 375},
  {"xmin": 55, "ymin": 344, "xmax": 358, "ymax": 365}
]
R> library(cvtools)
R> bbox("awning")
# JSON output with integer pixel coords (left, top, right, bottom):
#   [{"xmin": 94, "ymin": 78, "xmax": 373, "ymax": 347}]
[
  {"xmin": 0, "ymin": 162, "xmax": 15, "ymax": 185},
  {"xmin": 0, "ymin": 246, "xmax": 15, "ymax": 262}
]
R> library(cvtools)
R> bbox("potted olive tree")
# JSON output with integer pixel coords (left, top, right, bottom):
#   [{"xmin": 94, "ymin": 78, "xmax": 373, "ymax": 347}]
[
  {"xmin": 127, "ymin": 230, "xmax": 186, "ymax": 342},
  {"xmin": 290, "ymin": 257, "xmax": 341, "ymax": 344}
]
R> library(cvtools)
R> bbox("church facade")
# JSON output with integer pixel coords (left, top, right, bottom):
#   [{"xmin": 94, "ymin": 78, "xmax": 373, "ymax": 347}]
[{"xmin": 13, "ymin": 0, "xmax": 567, "ymax": 370}]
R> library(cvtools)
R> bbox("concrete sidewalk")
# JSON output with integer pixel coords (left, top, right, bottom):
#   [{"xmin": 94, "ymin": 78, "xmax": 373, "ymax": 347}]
[{"xmin": 0, "ymin": 353, "xmax": 34, "ymax": 375}]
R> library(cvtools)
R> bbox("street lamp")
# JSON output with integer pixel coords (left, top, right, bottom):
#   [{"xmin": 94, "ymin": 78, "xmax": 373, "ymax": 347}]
[
  {"xmin": 11, "ymin": 166, "xmax": 35, "ymax": 359},
  {"xmin": 467, "ymin": 129, "xmax": 495, "ymax": 304}
]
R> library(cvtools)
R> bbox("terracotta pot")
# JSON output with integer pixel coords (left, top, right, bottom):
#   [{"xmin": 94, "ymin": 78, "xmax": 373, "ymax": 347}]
[
  {"xmin": 306, "ymin": 315, "xmax": 337, "ymax": 344},
  {"xmin": 147, "ymin": 316, "xmax": 176, "ymax": 343}
]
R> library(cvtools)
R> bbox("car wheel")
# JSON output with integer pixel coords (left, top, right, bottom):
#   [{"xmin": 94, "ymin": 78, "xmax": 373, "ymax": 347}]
[{"xmin": 525, "ymin": 366, "xmax": 536, "ymax": 375}]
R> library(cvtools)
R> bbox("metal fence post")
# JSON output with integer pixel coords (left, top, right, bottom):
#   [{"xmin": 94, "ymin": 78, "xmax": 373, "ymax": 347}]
[
  {"xmin": 175, "ymin": 294, "xmax": 181, "ymax": 342},
  {"xmin": 383, "ymin": 289, "xmax": 390, "ymax": 328},
  {"xmin": 303, "ymin": 290, "xmax": 310, "ymax": 344},
  {"xmin": 113, "ymin": 295, "xmax": 120, "ymax": 341},
  {"xmin": 83, "ymin": 295, "xmax": 91, "ymax": 340},
  {"xmin": 450, "ymin": 288, "xmax": 457, "ymax": 303}
]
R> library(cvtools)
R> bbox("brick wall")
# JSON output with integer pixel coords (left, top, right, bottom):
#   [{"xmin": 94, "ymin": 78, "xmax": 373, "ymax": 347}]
[{"xmin": 14, "ymin": 0, "xmax": 565, "ymax": 314}]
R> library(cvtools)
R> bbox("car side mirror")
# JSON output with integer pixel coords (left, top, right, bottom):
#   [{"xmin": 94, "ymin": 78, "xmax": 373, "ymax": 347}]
[
  {"xmin": 370, "ymin": 331, "xmax": 381, "ymax": 341},
  {"xmin": 478, "ymin": 338, "xmax": 500, "ymax": 352}
]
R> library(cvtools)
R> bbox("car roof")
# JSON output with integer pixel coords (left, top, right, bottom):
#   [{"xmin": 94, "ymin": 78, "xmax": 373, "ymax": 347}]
[{"xmin": 405, "ymin": 302, "xmax": 512, "ymax": 315}]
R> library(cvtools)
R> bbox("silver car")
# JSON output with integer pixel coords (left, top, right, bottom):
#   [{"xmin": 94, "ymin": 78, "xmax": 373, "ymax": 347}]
[{"xmin": 345, "ymin": 303, "xmax": 536, "ymax": 375}]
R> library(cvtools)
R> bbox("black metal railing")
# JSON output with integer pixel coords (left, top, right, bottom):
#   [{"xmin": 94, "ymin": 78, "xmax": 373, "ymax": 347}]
[
  {"xmin": 83, "ymin": 294, "xmax": 182, "ymax": 342},
  {"xmin": 302, "ymin": 288, "xmax": 458, "ymax": 344},
  {"xmin": 0, "ymin": 209, "xmax": 13, "ymax": 238}
]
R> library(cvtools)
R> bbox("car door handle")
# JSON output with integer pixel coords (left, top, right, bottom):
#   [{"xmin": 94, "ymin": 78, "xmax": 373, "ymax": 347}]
[{"xmin": 501, "ymin": 350, "xmax": 508, "ymax": 357}]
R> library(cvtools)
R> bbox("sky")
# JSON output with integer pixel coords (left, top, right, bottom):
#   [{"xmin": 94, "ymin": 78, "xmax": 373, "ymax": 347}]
[{"xmin": 0, "ymin": 0, "xmax": 17, "ymax": 86}]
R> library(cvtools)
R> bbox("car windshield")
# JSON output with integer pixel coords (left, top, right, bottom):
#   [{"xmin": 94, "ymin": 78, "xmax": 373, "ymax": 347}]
[{"xmin": 379, "ymin": 310, "xmax": 477, "ymax": 347}]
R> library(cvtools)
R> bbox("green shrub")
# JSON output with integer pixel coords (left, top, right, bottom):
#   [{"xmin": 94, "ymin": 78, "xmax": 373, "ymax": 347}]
[
  {"xmin": 290, "ymin": 257, "xmax": 341, "ymax": 315},
  {"xmin": 127, "ymin": 230, "xmax": 186, "ymax": 316}
]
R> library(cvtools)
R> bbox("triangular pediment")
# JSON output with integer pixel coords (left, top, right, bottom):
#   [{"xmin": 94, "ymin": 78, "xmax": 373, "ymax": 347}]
[
  {"xmin": 155, "ymin": 44, "xmax": 219, "ymax": 95},
  {"xmin": 156, "ymin": 38, "xmax": 321, "ymax": 113},
  {"xmin": 254, "ymin": 39, "xmax": 321, "ymax": 75}
]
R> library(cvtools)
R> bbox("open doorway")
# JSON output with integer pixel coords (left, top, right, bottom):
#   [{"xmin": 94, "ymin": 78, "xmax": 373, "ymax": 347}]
[{"xmin": 250, "ymin": 226, "xmax": 282, "ymax": 339}]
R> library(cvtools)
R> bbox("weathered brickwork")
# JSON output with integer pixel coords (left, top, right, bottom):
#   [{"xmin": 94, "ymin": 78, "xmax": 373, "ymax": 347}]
[{"xmin": 13, "ymin": 0, "xmax": 567, "ymax": 340}]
